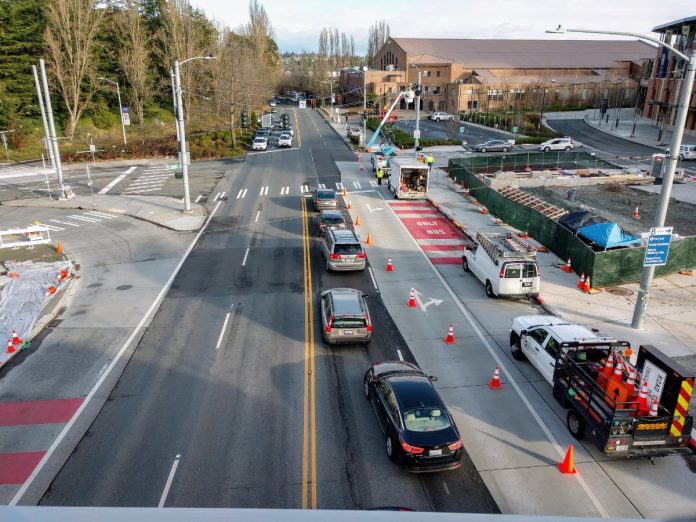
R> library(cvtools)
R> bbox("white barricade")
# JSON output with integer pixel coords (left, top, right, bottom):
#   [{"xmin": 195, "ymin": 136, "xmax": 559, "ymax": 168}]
[{"xmin": 0, "ymin": 225, "xmax": 51, "ymax": 249}]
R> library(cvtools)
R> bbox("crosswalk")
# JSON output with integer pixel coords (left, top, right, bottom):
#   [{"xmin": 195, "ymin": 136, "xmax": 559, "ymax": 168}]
[
  {"xmin": 122, "ymin": 165, "xmax": 173, "ymax": 195},
  {"xmin": 8, "ymin": 210, "xmax": 121, "ymax": 233},
  {"xmin": 208, "ymin": 180, "xmax": 381, "ymax": 201}
]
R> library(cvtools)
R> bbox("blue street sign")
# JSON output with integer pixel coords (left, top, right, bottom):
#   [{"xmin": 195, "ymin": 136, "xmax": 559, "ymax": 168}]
[{"xmin": 643, "ymin": 227, "xmax": 673, "ymax": 267}]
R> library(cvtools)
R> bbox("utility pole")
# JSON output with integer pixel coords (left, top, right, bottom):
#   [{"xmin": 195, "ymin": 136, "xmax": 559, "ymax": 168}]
[
  {"xmin": 230, "ymin": 91, "xmax": 237, "ymax": 150},
  {"xmin": 32, "ymin": 65, "xmax": 54, "ymax": 170},
  {"xmin": 173, "ymin": 59, "xmax": 192, "ymax": 213},
  {"xmin": 39, "ymin": 59, "xmax": 64, "ymax": 198},
  {"xmin": 98, "ymin": 77, "xmax": 127, "ymax": 145},
  {"xmin": 170, "ymin": 68, "xmax": 181, "ymax": 142},
  {"xmin": 412, "ymin": 65, "xmax": 422, "ymax": 157},
  {"xmin": 362, "ymin": 65, "xmax": 368, "ymax": 149}
]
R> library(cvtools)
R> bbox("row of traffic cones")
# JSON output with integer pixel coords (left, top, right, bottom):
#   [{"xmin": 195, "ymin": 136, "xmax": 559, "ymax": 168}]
[
  {"xmin": 5, "ymin": 330, "xmax": 24, "ymax": 354},
  {"xmin": 576, "ymin": 273, "xmax": 593, "ymax": 293}
]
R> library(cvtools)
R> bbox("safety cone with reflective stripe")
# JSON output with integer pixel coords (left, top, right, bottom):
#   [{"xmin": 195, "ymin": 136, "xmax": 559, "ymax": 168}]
[
  {"xmin": 6, "ymin": 339, "xmax": 16, "ymax": 354},
  {"xmin": 583, "ymin": 276, "xmax": 591, "ymax": 293},
  {"xmin": 347, "ymin": 199, "xmax": 352, "ymax": 209},
  {"xmin": 407, "ymin": 289, "xmax": 417, "ymax": 308},
  {"xmin": 633, "ymin": 206, "xmax": 640, "ymax": 219},
  {"xmin": 386, "ymin": 257, "xmax": 393, "ymax": 272},
  {"xmin": 637, "ymin": 381, "xmax": 650, "ymax": 414},
  {"xmin": 355, "ymin": 215, "xmax": 360, "ymax": 226},
  {"xmin": 577, "ymin": 273, "xmax": 585, "ymax": 290},
  {"xmin": 601, "ymin": 351, "xmax": 615, "ymax": 378},
  {"xmin": 343, "ymin": 187, "xmax": 347, "ymax": 197},
  {"xmin": 443, "ymin": 324, "xmax": 455, "ymax": 345},
  {"xmin": 649, "ymin": 401, "xmax": 659, "ymax": 417},
  {"xmin": 11, "ymin": 330, "xmax": 21, "ymax": 347},
  {"xmin": 559, "ymin": 445, "xmax": 577, "ymax": 474},
  {"xmin": 365, "ymin": 232, "xmax": 373, "ymax": 245},
  {"xmin": 359, "ymin": 163, "xmax": 363, "ymax": 172},
  {"xmin": 488, "ymin": 366, "xmax": 503, "ymax": 390},
  {"xmin": 562, "ymin": 258, "xmax": 573, "ymax": 273}
]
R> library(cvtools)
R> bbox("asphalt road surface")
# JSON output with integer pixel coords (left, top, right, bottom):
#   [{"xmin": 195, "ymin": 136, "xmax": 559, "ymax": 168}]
[
  {"xmin": 396, "ymin": 118, "xmax": 509, "ymax": 145},
  {"xmin": 39, "ymin": 108, "xmax": 498, "ymax": 513}
]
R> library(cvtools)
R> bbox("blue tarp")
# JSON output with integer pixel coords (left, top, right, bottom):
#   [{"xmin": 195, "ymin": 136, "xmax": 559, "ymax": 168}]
[{"xmin": 577, "ymin": 223, "xmax": 642, "ymax": 249}]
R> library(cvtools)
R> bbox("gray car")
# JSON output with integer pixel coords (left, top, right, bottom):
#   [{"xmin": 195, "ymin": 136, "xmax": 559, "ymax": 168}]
[
  {"xmin": 321, "ymin": 229, "xmax": 366, "ymax": 271},
  {"xmin": 320, "ymin": 288, "xmax": 372, "ymax": 344},
  {"xmin": 317, "ymin": 210, "xmax": 346, "ymax": 236},
  {"xmin": 473, "ymin": 139, "xmax": 511, "ymax": 153},
  {"xmin": 312, "ymin": 188, "xmax": 337, "ymax": 211}
]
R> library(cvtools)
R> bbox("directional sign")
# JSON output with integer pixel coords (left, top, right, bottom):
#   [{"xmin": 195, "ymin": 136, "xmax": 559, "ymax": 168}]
[
  {"xmin": 512, "ymin": 126, "xmax": 519, "ymax": 133},
  {"xmin": 299, "ymin": 100, "xmax": 306, "ymax": 109},
  {"xmin": 121, "ymin": 106, "xmax": 131, "ymax": 126},
  {"xmin": 413, "ymin": 289, "xmax": 443, "ymax": 312},
  {"xmin": 459, "ymin": 126, "xmax": 465, "ymax": 133},
  {"xmin": 413, "ymin": 129, "xmax": 421, "ymax": 139},
  {"xmin": 643, "ymin": 226, "xmax": 673, "ymax": 267}
]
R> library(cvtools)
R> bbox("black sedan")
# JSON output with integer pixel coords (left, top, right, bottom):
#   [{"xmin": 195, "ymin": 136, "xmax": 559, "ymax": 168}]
[
  {"xmin": 473, "ymin": 139, "xmax": 512, "ymax": 153},
  {"xmin": 363, "ymin": 361, "xmax": 463, "ymax": 472}
]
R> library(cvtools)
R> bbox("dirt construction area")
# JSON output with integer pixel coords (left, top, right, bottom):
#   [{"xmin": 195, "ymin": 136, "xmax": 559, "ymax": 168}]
[{"xmin": 528, "ymin": 182, "xmax": 696, "ymax": 238}]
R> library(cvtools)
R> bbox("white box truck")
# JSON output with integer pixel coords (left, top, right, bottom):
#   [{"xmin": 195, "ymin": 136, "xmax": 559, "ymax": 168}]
[{"xmin": 386, "ymin": 156, "xmax": 429, "ymax": 200}]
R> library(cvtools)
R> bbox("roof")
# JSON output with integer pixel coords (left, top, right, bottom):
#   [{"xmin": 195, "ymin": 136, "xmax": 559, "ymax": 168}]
[
  {"xmin": 653, "ymin": 16, "xmax": 696, "ymax": 33},
  {"xmin": 391, "ymin": 38, "xmax": 655, "ymax": 69},
  {"xmin": 389, "ymin": 376, "xmax": 442, "ymax": 410},
  {"xmin": 329, "ymin": 289, "xmax": 364, "ymax": 315},
  {"xmin": 330, "ymin": 229, "xmax": 360, "ymax": 243}
]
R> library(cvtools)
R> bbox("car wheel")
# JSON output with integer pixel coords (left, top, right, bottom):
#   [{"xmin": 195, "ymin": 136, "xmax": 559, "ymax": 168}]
[
  {"xmin": 386, "ymin": 434, "xmax": 397, "ymax": 461},
  {"xmin": 510, "ymin": 333, "xmax": 525, "ymax": 360},
  {"xmin": 544, "ymin": 146, "xmax": 551, "ymax": 152},
  {"xmin": 435, "ymin": 118, "xmax": 440, "ymax": 122},
  {"xmin": 567, "ymin": 410, "xmax": 586, "ymax": 439},
  {"xmin": 485, "ymin": 280, "xmax": 495, "ymax": 298},
  {"xmin": 564, "ymin": 146, "xmax": 571, "ymax": 151},
  {"xmin": 679, "ymin": 155, "xmax": 685, "ymax": 161},
  {"xmin": 363, "ymin": 378, "xmax": 370, "ymax": 399},
  {"xmin": 502, "ymin": 147, "xmax": 509, "ymax": 152},
  {"xmin": 480, "ymin": 147, "xmax": 487, "ymax": 153},
  {"xmin": 463, "ymin": 257, "xmax": 470, "ymax": 273}
]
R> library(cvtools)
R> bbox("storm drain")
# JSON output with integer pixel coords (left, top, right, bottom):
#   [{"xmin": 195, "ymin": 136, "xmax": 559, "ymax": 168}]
[{"xmin": 605, "ymin": 287, "xmax": 634, "ymax": 296}]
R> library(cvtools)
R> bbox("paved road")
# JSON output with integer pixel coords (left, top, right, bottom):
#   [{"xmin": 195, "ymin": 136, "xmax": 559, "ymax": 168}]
[
  {"xmin": 39, "ymin": 108, "xmax": 498, "ymax": 512},
  {"xmin": 395, "ymin": 119, "xmax": 510, "ymax": 145}
]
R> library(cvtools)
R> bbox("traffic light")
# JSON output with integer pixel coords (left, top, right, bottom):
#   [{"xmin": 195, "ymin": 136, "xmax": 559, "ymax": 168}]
[
  {"xmin": 281, "ymin": 113, "xmax": 290, "ymax": 129},
  {"xmin": 240, "ymin": 110, "xmax": 250, "ymax": 128}
]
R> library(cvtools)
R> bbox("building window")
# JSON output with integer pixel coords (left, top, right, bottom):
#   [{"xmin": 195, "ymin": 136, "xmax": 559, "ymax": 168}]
[
  {"xmin": 487, "ymin": 89, "xmax": 503, "ymax": 101},
  {"xmin": 424, "ymin": 86, "xmax": 429, "ymax": 93},
  {"xmin": 436, "ymin": 71, "xmax": 441, "ymax": 77},
  {"xmin": 433, "ymin": 86, "xmax": 441, "ymax": 95},
  {"xmin": 395, "ymin": 58, "xmax": 398, "ymax": 68}
]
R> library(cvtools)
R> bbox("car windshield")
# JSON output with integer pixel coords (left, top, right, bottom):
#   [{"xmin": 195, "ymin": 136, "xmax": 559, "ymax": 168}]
[
  {"xmin": 280, "ymin": 134, "xmax": 290, "ymax": 139},
  {"xmin": 316, "ymin": 190, "xmax": 335, "ymax": 199},
  {"xmin": 323, "ymin": 216, "xmax": 344, "ymax": 225},
  {"xmin": 403, "ymin": 407, "xmax": 451, "ymax": 432},
  {"xmin": 334, "ymin": 243, "xmax": 362, "ymax": 255}
]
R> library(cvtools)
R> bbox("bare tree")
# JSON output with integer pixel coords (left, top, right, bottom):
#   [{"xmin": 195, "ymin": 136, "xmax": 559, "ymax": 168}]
[
  {"xmin": 117, "ymin": 1, "xmax": 150, "ymax": 125},
  {"xmin": 44, "ymin": 0, "xmax": 105, "ymax": 138},
  {"xmin": 367, "ymin": 20, "xmax": 390, "ymax": 66}
]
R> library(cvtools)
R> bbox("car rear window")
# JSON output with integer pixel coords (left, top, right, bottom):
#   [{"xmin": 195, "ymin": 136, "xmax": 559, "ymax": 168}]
[
  {"xmin": 332, "ymin": 317, "xmax": 366, "ymax": 328},
  {"xmin": 403, "ymin": 407, "xmax": 452, "ymax": 432},
  {"xmin": 334, "ymin": 243, "xmax": 362, "ymax": 255},
  {"xmin": 316, "ymin": 190, "xmax": 335, "ymax": 200},
  {"xmin": 323, "ymin": 215, "xmax": 344, "ymax": 225},
  {"xmin": 503, "ymin": 262, "xmax": 537, "ymax": 278}
]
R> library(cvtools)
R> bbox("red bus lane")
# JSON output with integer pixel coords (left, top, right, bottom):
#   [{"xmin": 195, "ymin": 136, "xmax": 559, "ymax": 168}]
[{"xmin": 389, "ymin": 201, "xmax": 470, "ymax": 265}]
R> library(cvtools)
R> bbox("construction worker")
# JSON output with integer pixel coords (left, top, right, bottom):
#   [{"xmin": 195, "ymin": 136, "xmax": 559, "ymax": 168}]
[
  {"xmin": 426, "ymin": 154, "xmax": 435, "ymax": 171},
  {"xmin": 376, "ymin": 166, "xmax": 384, "ymax": 185}
]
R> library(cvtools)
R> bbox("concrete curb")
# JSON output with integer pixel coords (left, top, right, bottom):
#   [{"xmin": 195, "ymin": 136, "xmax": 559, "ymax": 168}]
[
  {"xmin": 316, "ymin": 108, "xmax": 356, "ymax": 152},
  {"xmin": 460, "ymin": 119, "xmax": 518, "ymax": 138}
]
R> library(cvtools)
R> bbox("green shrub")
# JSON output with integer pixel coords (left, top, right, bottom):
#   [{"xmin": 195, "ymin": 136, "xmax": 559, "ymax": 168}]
[
  {"xmin": 515, "ymin": 136, "xmax": 556, "ymax": 144},
  {"xmin": 91, "ymin": 105, "xmax": 120, "ymax": 130}
]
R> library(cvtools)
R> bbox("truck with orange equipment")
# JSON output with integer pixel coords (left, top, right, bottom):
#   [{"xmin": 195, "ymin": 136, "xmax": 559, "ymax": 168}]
[{"xmin": 510, "ymin": 315, "xmax": 694, "ymax": 459}]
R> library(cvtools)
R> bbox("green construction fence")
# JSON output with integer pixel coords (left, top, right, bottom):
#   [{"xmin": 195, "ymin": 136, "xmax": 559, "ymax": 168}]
[{"xmin": 449, "ymin": 155, "xmax": 696, "ymax": 287}]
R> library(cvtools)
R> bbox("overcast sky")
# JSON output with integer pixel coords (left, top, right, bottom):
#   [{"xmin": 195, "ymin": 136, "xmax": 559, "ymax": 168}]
[{"xmin": 188, "ymin": 0, "xmax": 691, "ymax": 54}]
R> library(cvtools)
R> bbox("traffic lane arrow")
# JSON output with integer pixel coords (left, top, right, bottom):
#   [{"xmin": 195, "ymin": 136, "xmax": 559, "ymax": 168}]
[{"xmin": 413, "ymin": 288, "xmax": 444, "ymax": 312}]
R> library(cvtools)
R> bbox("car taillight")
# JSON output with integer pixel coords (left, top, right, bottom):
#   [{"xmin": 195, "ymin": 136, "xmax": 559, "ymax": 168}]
[
  {"xmin": 448, "ymin": 439, "xmax": 463, "ymax": 451},
  {"xmin": 400, "ymin": 438, "xmax": 424, "ymax": 455},
  {"xmin": 499, "ymin": 266, "xmax": 505, "ymax": 278},
  {"xmin": 356, "ymin": 252, "xmax": 366, "ymax": 259},
  {"xmin": 325, "ymin": 314, "xmax": 333, "ymax": 333},
  {"xmin": 365, "ymin": 314, "xmax": 372, "ymax": 332},
  {"xmin": 330, "ymin": 253, "xmax": 341, "ymax": 260}
]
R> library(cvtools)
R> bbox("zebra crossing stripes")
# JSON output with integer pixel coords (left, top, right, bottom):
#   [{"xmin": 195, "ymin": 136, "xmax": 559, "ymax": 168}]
[
  {"xmin": 352, "ymin": 181, "xmax": 362, "ymax": 189},
  {"xmin": 237, "ymin": 188, "xmax": 248, "ymax": 199},
  {"xmin": 300, "ymin": 185, "xmax": 310, "ymax": 193},
  {"xmin": 369, "ymin": 180, "xmax": 378, "ymax": 187},
  {"xmin": 34, "ymin": 211, "xmax": 120, "ymax": 234},
  {"xmin": 336, "ymin": 182, "xmax": 344, "ymax": 190},
  {"xmin": 317, "ymin": 183, "xmax": 326, "ymax": 189},
  {"xmin": 259, "ymin": 186, "xmax": 269, "ymax": 196},
  {"xmin": 122, "ymin": 166, "xmax": 173, "ymax": 194},
  {"xmin": 280, "ymin": 186, "xmax": 289, "ymax": 195}
]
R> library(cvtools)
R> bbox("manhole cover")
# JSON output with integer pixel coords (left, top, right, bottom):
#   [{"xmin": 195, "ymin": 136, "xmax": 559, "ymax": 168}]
[
  {"xmin": 116, "ymin": 284, "xmax": 133, "ymax": 291},
  {"xmin": 48, "ymin": 319, "xmax": 62, "ymax": 328},
  {"xmin": 606, "ymin": 287, "xmax": 633, "ymax": 296}
]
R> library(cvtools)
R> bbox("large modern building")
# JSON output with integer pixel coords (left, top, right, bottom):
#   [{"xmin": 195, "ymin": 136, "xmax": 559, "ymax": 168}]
[
  {"xmin": 642, "ymin": 16, "xmax": 696, "ymax": 135},
  {"xmin": 341, "ymin": 37, "xmax": 655, "ymax": 116}
]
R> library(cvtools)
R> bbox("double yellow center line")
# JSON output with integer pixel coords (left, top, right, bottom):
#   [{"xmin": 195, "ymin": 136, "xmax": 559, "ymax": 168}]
[{"xmin": 301, "ymin": 196, "xmax": 316, "ymax": 509}]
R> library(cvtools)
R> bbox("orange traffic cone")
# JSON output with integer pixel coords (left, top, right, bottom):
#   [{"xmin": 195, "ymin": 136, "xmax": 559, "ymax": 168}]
[
  {"xmin": 443, "ymin": 324, "xmax": 455, "ymax": 345},
  {"xmin": 58, "ymin": 269, "xmax": 69, "ymax": 281},
  {"xmin": 365, "ymin": 232, "xmax": 373, "ymax": 245},
  {"xmin": 649, "ymin": 401, "xmax": 659, "ymax": 417},
  {"xmin": 583, "ymin": 276, "xmax": 591, "ymax": 293},
  {"xmin": 359, "ymin": 163, "xmax": 363, "ymax": 172},
  {"xmin": 11, "ymin": 330, "xmax": 22, "ymax": 347},
  {"xmin": 46, "ymin": 286, "xmax": 56, "ymax": 296},
  {"xmin": 386, "ymin": 257, "xmax": 394, "ymax": 272},
  {"xmin": 347, "ymin": 199, "xmax": 352, "ymax": 209},
  {"xmin": 577, "ymin": 273, "xmax": 585, "ymax": 289},
  {"xmin": 488, "ymin": 366, "xmax": 503, "ymax": 390},
  {"xmin": 343, "ymin": 187, "xmax": 347, "ymax": 197},
  {"xmin": 6, "ymin": 339, "xmax": 16, "ymax": 354},
  {"xmin": 559, "ymin": 445, "xmax": 577, "ymax": 474},
  {"xmin": 562, "ymin": 258, "xmax": 573, "ymax": 273},
  {"xmin": 632, "ymin": 206, "xmax": 640, "ymax": 219},
  {"xmin": 636, "ymin": 381, "xmax": 650, "ymax": 414},
  {"xmin": 601, "ymin": 352, "xmax": 615, "ymax": 378},
  {"xmin": 460, "ymin": 180, "xmax": 465, "ymax": 189},
  {"xmin": 518, "ymin": 231, "xmax": 529, "ymax": 238},
  {"xmin": 355, "ymin": 215, "xmax": 360, "ymax": 226},
  {"xmin": 407, "ymin": 289, "xmax": 417, "ymax": 308},
  {"xmin": 56, "ymin": 243, "xmax": 63, "ymax": 254}
]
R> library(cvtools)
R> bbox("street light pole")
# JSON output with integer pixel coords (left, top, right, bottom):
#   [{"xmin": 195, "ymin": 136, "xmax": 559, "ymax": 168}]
[
  {"xmin": 362, "ymin": 65, "xmax": 368, "ymax": 148},
  {"xmin": 412, "ymin": 64, "xmax": 422, "ymax": 157},
  {"xmin": 537, "ymin": 88, "xmax": 547, "ymax": 135},
  {"xmin": 547, "ymin": 25, "xmax": 696, "ymax": 329},
  {"xmin": 99, "ymin": 77, "xmax": 127, "ymax": 145}
]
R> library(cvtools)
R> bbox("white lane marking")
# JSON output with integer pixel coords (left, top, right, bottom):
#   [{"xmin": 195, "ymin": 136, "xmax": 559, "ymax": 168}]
[
  {"xmin": 336, "ymin": 182, "xmax": 344, "ymax": 190},
  {"xmin": 216, "ymin": 312, "xmax": 232, "ymax": 350},
  {"xmin": 195, "ymin": 195, "xmax": 202, "ymax": 203},
  {"xmin": 397, "ymin": 349, "xmax": 404, "ymax": 361},
  {"xmin": 242, "ymin": 246, "xmax": 250, "ymax": 266},
  {"xmin": 367, "ymin": 266, "xmax": 378, "ymax": 291},
  {"xmin": 158, "ymin": 454, "xmax": 181, "ymax": 508},
  {"xmin": 353, "ymin": 181, "xmax": 362, "ymax": 189},
  {"xmin": 281, "ymin": 186, "xmax": 289, "ymax": 195},
  {"xmin": 67, "ymin": 215, "xmax": 100, "ymax": 223},
  {"xmin": 124, "ymin": 187, "xmax": 159, "ymax": 193},
  {"xmin": 50, "ymin": 219, "xmax": 79, "ymax": 227},
  {"xmin": 301, "ymin": 185, "xmax": 309, "ymax": 193},
  {"xmin": 255, "ymin": 210, "xmax": 260, "ymax": 223},
  {"xmin": 318, "ymin": 183, "xmax": 326, "ymax": 189},
  {"xmin": 236, "ymin": 189, "xmax": 247, "ymax": 199},
  {"xmin": 369, "ymin": 180, "xmax": 378, "ymax": 187},
  {"xmin": 135, "ymin": 174, "xmax": 170, "ymax": 180},
  {"xmin": 381, "ymin": 191, "xmax": 610, "ymax": 519},
  {"xmin": 220, "ymin": 191, "xmax": 225, "ymax": 199},
  {"xmin": 260, "ymin": 186, "xmax": 269, "ymax": 196},
  {"xmin": 98, "ymin": 166, "xmax": 137, "ymax": 195},
  {"xmin": 84, "ymin": 211, "xmax": 115, "ymax": 219},
  {"xmin": 443, "ymin": 481, "xmax": 450, "ymax": 495},
  {"xmin": 214, "ymin": 192, "xmax": 221, "ymax": 202},
  {"xmin": 9, "ymin": 201, "xmax": 223, "ymax": 507},
  {"xmin": 126, "ymin": 180, "xmax": 166, "ymax": 188},
  {"xmin": 37, "ymin": 222, "xmax": 63, "ymax": 231}
]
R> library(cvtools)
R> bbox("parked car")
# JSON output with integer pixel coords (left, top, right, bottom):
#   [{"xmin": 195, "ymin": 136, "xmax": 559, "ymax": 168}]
[
  {"xmin": 320, "ymin": 288, "xmax": 372, "ymax": 345},
  {"xmin": 430, "ymin": 112, "xmax": 454, "ymax": 122},
  {"xmin": 321, "ymin": 229, "xmax": 366, "ymax": 271},
  {"xmin": 347, "ymin": 126, "xmax": 361, "ymax": 138},
  {"xmin": 539, "ymin": 137, "xmax": 574, "ymax": 152},
  {"xmin": 312, "ymin": 188, "xmax": 337, "ymax": 211},
  {"xmin": 269, "ymin": 101, "xmax": 277, "ymax": 108},
  {"xmin": 278, "ymin": 133, "xmax": 292, "ymax": 147},
  {"xmin": 252, "ymin": 137, "xmax": 268, "ymax": 151},
  {"xmin": 666, "ymin": 144, "xmax": 696, "ymax": 160},
  {"xmin": 371, "ymin": 152, "xmax": 388, "ymax": 171},
  {"xmin": 363, "ymin": 360, "xmax": 464, "ymax": 472},
  {"xmin": 317, "ymin": 210, "xmax": 346, "ymax": 236},
  {"xmin": 473, "ymin": 139, "xmax": 513, "ymax": 153}
]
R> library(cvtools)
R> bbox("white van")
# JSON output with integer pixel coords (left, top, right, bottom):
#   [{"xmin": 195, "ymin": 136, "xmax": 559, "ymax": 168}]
[{"xmin": 462, "ymin": 232, "xmax": 540, "ymax": 298}]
